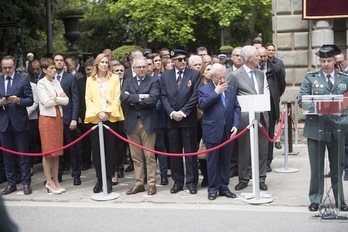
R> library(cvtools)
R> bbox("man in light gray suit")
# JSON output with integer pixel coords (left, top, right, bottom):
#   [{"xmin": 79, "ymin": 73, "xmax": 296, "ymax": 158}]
[{"xmin": 228, "ymin": 45, "xmax": 270, "ymax": 191}]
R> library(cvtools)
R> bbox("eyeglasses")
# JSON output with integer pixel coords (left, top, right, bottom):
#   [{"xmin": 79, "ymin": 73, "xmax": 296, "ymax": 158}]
[
  {"xmin": 114, "ymin": 69, "xmax": 124, "ymax": 72},
  {"xmin": 135, "ymin": 66, "xmax": 147, "ymax": 70},
  {"xmin": 174, "ymin": 57, "xmax": 187, "ymax": 62}
]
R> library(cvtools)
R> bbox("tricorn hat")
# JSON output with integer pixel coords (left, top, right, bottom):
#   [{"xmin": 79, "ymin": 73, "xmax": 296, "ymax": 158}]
[{"xmin": 315, "ymin": 44, "xmax": 341, "ymax": 58}]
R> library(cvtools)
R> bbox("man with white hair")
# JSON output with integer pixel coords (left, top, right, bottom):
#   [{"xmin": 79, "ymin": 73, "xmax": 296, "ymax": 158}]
[
  {"xmin": 188, "ymin": 55, "xmax": 202, "ymax": 71},
  {"xmin": 228, "ymin": 45, "xmax": 270, "ymax": 192}
]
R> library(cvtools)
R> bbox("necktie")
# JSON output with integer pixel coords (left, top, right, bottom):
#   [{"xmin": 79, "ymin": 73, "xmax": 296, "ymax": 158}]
[
  {"xmin": 56, "ymin": 75, "xmax": 61, "ymax": 82},
  {"xmin": 220, "ymin": 93, "xmax": 226, "ymax": 108},
  {"xmin": 250, "ymin": 70, "xmax": 255, "ymax": 85},
  {"xmin": 177, "ymin": 71, "xmax": 183, "ymax": 87},
  {"xmin": 6, "ymin": 76, "xmax": 12, "ymax": 95},
  {"xmin": 327, "ymin": 75, "xmax": 333, "ymax": 90}
]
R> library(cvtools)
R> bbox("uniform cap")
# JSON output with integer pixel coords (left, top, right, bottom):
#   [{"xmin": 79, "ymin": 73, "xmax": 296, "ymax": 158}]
[
  {"xmin": 170, "ymin": 49, "xmax": 189, "ymax": 58},
  {"xmin": 315, "ymin": 44, "xmax": 341, "ymax": 58}
]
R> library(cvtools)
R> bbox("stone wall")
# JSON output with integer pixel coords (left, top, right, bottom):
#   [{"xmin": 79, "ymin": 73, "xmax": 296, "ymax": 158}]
[{"xmin": 272, "ymin": 0, "xmax": 348, "ymax": 142}]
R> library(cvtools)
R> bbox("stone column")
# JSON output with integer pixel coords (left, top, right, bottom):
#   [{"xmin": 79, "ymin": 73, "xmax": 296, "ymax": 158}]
[{"xmin": 311, "ymin": 20, "xmax": 334, "ymax": 67}]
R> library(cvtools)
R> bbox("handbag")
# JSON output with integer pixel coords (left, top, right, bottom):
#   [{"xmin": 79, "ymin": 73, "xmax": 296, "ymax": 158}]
[{"xmin": 197, "ymin": 139, "xmax": 207, "ymax": 160}]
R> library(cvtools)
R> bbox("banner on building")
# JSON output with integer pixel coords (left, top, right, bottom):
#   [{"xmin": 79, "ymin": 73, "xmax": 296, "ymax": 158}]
[{"xmin": 303, "ymin": 0, "xmax": 348, "ymax": 19}]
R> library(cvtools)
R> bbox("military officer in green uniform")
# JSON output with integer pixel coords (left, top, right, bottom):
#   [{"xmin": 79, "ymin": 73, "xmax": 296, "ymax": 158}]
[{"xmin": 298, "ymin": 44, "xmax": 348, "ymax": 212}]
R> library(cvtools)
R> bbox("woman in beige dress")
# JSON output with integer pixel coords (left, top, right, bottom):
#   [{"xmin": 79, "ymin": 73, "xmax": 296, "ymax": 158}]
[{"xmin": 37, "ymin": 58, "xmax": 69, "ymax": 194}]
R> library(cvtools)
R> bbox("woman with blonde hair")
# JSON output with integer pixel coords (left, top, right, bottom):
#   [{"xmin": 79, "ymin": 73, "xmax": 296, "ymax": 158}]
[
  {"xmin": 37, "ymin": 58, "xmax": 69, "ymax": 194},
  {"xmin": 200, "ymin": 63, "xmax": 212, "ymax": 85},
  {"xmin": 85, "ymin": 53, "xmax": 124, "ymax": 194}
]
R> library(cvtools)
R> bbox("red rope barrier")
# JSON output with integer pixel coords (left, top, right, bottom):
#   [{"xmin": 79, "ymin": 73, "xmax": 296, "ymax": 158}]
[
  {"xmin": 259, "ymin": 110, "xmax": 286, "ymax": 142},
  {"xmin": 0, "ymin": 126, "xmax": 97, "ymax": 157},
  {"xmin": 106, "ymin": 124, "xmax": 250, "ymax": 157}
]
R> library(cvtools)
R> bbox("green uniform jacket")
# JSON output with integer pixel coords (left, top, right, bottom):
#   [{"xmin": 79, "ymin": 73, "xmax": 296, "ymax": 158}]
[{"xmin": 298, "ymin": 70, "xmax": 348, "ymax": 141}]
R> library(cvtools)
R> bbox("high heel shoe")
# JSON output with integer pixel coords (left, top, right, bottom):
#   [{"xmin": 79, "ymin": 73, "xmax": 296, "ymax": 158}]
[
  {"xmin": 58, "ymin": 188, "xmax": 66, "ymax": 193},
  {"xmin": 45, "ymin": 183, "xmax": 62, "ymax": 195}
]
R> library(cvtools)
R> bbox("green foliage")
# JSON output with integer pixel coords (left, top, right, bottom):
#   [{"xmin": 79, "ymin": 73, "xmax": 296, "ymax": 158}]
[
  {"xmin": 56, "ymin": 8, "xmax": 85, "ymax": 18},
  {"xmin": 112, "ymin": 45, "xmax": 143, "ymax": 61},
  {"xmin": 219, "ymin": 45, "xmax": 233, "ymax": 52}
]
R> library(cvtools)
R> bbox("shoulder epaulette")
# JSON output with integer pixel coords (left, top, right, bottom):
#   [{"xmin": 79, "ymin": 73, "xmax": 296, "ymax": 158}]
[
  {"xmin": 338, "ymin": 71, "xmax": 348, "ymax": 76},
  {"xmin": 307, "ymin": 69, "xmax": 319, "ymax": 74}
]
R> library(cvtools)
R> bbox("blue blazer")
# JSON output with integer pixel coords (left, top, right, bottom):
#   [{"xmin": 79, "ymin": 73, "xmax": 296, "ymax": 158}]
[
  {"xmin": 59, "ymin": 72, "xmax": 80, "ymax": 125},
  {"xmin": 160, "ymin": 68, "xmax": 201, "ymax": 128},
  {"xmin": 198, "ymin": 82, "xmax": 241, "ymax": 144},
  {"xmin": 0, "ymin": 73, "xmax": 33, "ymax": 132},
  {"xmin": 120, "ymin": 75, "xmax": 160, "ymax": 135}
]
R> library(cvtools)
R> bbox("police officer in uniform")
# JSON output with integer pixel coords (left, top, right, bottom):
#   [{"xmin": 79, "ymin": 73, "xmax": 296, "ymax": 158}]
[{"xmin": 298, "ymin": 44, "xmax": 348, "ymax": 212}]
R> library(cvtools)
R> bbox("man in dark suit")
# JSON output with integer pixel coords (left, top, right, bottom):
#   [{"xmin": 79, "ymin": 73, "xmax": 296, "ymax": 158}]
[
  {"xmin": 228, "ymin": 45, "xmax": 270, "ymax": 192},
  {"xmin": 53, "ymin": 54, "xmax": 81, "ymax": 186},
  {"xmin": 120, "ymin": 56, "xmax": 159, "ymax": 195},
  {"xmin": 30, "ymin": 59, "xmax": 45, "ymax": 84},
  {"xmin": 198, "ymin": 63, "xmax": 241, "ymax": 200},
  {"xmin": 77, "ymin": 58, "xmax": 94, "ymax": 171},
  {"xmin": 258, "ymin": 47, "xmax": 286, "ymax": 172},
  {"xmin": 160, "ymin": 49, "xmax": 201, "ymax": 194},
  {"xmin": 0, "ymin": 55, "xmax": 33, "ymax": 195},
  {"xmin": 298, "ymin": 44, "xmax": 348, "ymax": 212}
]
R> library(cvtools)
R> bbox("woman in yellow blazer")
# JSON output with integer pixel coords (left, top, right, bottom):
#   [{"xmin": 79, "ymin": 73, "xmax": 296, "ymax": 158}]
[
  {"xmin": 37, "ymin": 58, "xmax": 69, "ymax": 194},
  {"xmin": 85, "ymin": 53, "xmax": 124, "ymax": 194}
]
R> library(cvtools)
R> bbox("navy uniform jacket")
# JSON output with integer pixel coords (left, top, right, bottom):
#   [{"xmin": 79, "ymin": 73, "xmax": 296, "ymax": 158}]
[{"xmin": 298, "ymin": 70, "xmax": 348, "ymax": 141}]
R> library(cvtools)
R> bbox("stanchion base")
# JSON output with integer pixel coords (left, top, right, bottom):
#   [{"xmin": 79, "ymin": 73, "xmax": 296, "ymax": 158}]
[
  {"xmin": 242, "ymin": 197, "xmax": 274, "ymax": 205},
  {"xmin": 241, "ymin": 192, "xmax": 272, "ymax": 199},
  {"xmin": 282, "ymin": 152, "xmax": 299, "ymax": 156},
  {"xmin": 91, "ymin": 192, "xmax": 120, "ymax": 201},
  {"xmin": 293, "ymin": 144, "xmax": 306, "ymax": 148},
  {"xmin": 274, "ymin": 167, "xmax": 299, "ymax": 173}
]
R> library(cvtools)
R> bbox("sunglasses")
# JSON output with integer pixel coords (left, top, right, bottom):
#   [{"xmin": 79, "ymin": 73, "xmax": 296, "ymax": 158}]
[{"xmin": 174, "ymin": 57, "xmax": 187, "ymax": 62}]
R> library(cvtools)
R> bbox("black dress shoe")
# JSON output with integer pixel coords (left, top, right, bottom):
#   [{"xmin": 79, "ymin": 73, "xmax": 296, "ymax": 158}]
[
  {"xmin": 23, "ymin": 185, "xmax": 32, "ymax": 195},
  {"xmin": 337, "ymin": 202, "xmax": 348, "ymax": 211},
  {"xmin": 235, "ymin": 182, "xmax": 248, "ymax": 191},
  {"xmin": 220, "ymin": 191, "xmax": 237, "ymax": 198},
  {"xmin": 188, "ymin": 187, "xmax": 197, "ymax": 194},
  {"xmin": 73, "ymin": 177, "xmax": 82, "ymax": 186},
  {"xmin": 275, "ymin": 142, "xmax": 282, "ymax": 149},
  {"xmin": 266, "ymin": 166, "xmax": 272, "ymax": 173},
  {"xmin": 170, "ymin": 185, "xmax": 183, "ymax": 194},
  {"xmin": 2, "ymin": 185, "xmax": 17, "ymax": 195},
  {"xmin": 208, "ymin": 193, "xmax": 217, "ymax": 200},
  {"xmin": 260, "ymin": 182, "xmax": 268, "ymax": 191},
  {"xmin": 201, "ymin": 178, "xmax": 208, "ymax": 187},
  {"xmin": 308, "ymin": 203, "xmax": 319, "ymax": 212},
  {"xmin": 125, "ymin": 163, "xmax": 134, "ymax": 172},
  {"xmin": 118, "ymin": 170, "xmax": 124, "ymax": 178},
  {"xmin": 160, "ymin": 176, "xmax": 168, "ymax": 185},
  {"xmin": 93, "ymin": 179, "xmax": 102, "ymax": 193}
]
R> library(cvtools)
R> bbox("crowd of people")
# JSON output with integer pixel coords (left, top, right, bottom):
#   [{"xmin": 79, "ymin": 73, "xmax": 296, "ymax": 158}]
[{"xmin": 0, "ymin": 42, "xmax": 347, "ymax": 211}]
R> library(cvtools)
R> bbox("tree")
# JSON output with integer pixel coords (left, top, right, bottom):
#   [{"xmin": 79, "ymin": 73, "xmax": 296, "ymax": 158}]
[{"xmin": 108, "ymin": 0, "xmax": 272, "ymax": 52}]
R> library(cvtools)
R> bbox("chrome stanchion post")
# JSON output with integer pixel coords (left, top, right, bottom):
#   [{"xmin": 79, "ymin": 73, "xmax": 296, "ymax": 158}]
[
  {"xmin": 274, "ymin": 104, "xmax": 299, "ymax": 173},
  {"xmin": 91, "ymin": 122, "xmax": 120, "ymax": 201},
  {"xmin": 294, "ymin": 95, "xmax": 306, "ymax": 147}
]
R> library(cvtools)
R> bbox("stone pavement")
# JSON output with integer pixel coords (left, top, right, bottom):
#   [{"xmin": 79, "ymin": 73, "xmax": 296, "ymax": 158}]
[{"xmin": 1, "ymin": 143, "xmax": 348, "ymax": 213}]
